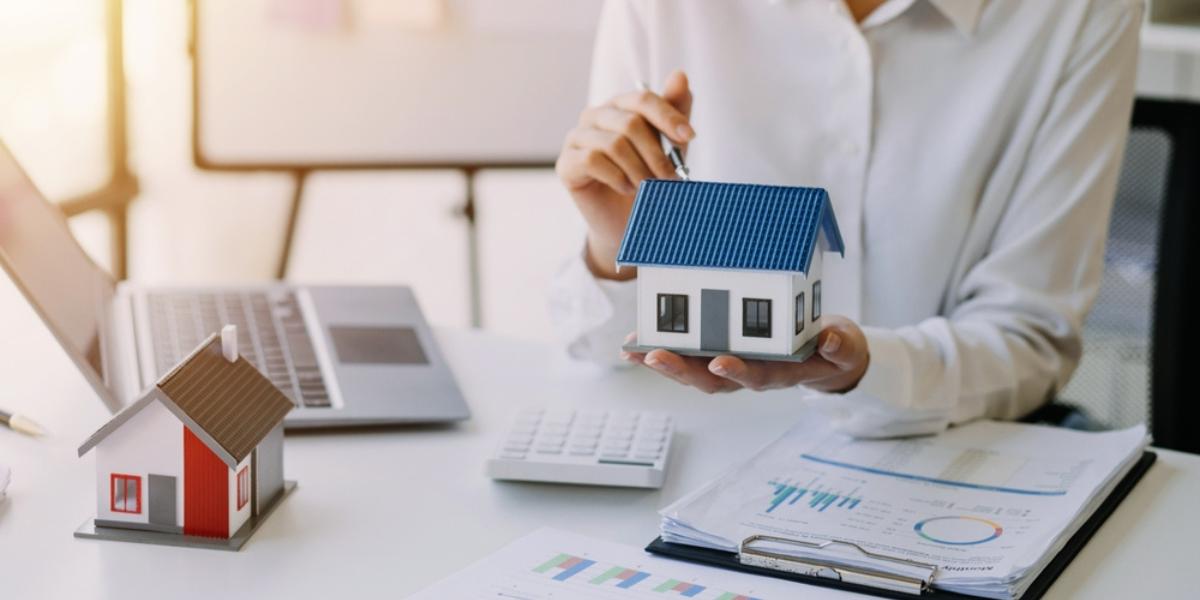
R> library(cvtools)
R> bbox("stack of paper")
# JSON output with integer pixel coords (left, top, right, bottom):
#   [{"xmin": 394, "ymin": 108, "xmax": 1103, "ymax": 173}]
[{"xmin": 660, "ymin": 419, "xmax": 1148, "ymax": 599}]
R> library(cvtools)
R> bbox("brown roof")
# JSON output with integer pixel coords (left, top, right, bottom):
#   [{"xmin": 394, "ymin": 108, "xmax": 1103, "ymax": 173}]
[{"xmin": 156, "ymin": 336, "xmax": 293, "ymax": 464}]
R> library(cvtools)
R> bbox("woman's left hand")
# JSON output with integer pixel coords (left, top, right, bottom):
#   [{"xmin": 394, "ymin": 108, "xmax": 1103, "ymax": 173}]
[{"xmin": 621, "ymin": 315, "xmax": 870, "ymax": 394}]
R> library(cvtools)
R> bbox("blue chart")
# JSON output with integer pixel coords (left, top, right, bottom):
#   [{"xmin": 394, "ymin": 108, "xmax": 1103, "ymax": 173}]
[{"xmin": 766, "ymin": 479, "xmax": 862, "ymax": 513}]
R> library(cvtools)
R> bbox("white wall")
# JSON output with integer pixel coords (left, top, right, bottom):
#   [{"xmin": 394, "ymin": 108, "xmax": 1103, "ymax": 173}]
[
  {"xmin": 636, "ymin": 266, "xmax": 795, "ymax": 355},
  {"xmin": 227, "ymin": 454, "xmax": 251, "ymax": 536},
  {"xmin": 93, "ymin": 399, "xmax": 183, "ymax": 526},
  {"xmin": 789, "ymin": 249, "xmax": 824, "ymax": 352}
]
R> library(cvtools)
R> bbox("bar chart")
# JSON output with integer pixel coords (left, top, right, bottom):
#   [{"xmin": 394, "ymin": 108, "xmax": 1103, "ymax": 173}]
[
  {"xmin": 530, "ymin": 551, "xmax": 763, "ymax": 599},
  {"xmin": 766, "ymin": 478, "xmax": 862, "ymax": 514},
  {"xmin": 534, "ymin": 553, "xmax": 597, "ymax": 581},
  {"xmin": 590, "ymin": 565, "xmax": 652, "ymax": 588}
]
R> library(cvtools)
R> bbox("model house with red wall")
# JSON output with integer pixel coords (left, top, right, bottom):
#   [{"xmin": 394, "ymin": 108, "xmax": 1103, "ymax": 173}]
[{"xmin": 75, "ymin": 325, "xmax": 295, "ymax": 550}]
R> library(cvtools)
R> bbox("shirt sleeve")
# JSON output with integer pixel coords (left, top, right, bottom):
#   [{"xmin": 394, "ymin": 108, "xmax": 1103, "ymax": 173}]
[
  {"xmin": 547, "ymin": 250, "xmax": 638, "ymax": 367},
  {"xmin": 545, "ymin": 0, "xmax": 649, "ymax": 366},
  {"xmin": 829, "ymin": 0, "xmax": 1144, "ymax": 437}
]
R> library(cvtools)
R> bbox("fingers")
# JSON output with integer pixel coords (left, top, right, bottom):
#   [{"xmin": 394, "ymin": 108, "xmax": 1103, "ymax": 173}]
[
  {"xmin": 707, "ymin": 355, "xmax": 840, "ymax": 391},
  {"xmin": 556, "ymin": 145, "xmax": 635, "ymax": 195},
  {"xmin": 583, "ymin": 107, "xmax": 677, "ymax": 179},
  {"xmin": 610, "ymin": 89, "xmax": 695, "ymax": 146},
  {"xmin": 661, "ymin": 69, "xmax": 693, "ymax": 119},
  {"xmin": 568, "ymin": 127, "xmax": 656, "ymax": 185},
  {"xmin": 643, "ymin": 350, "xmax": 741, "ymax": 394}
]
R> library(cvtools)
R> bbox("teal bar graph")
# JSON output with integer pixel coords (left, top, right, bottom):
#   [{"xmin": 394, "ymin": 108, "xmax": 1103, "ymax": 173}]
[{"xmin": 767, "ymin": 480, "xmax": 861, "ymax": 514}]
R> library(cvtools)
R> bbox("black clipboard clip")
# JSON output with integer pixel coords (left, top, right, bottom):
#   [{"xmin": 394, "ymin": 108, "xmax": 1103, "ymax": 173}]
[{"xmin": 738, "ymin": 534, "xmax": 937, "ymax": 596}]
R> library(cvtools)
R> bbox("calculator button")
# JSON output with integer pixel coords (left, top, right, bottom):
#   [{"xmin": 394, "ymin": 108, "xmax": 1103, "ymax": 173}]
[
  {"xmin": 634, "ymin": 452, "xmax": 660, "ymax": 461},
  {"xmin": 500, "ymin": 451, "xmax": 527, "ymax": 460},
  {"xmin": 535, "ymin": 447, "xmax": 563, "ymax": 455},
  {"xmin": 600, "ymin": 451, "xmax": 628, "ymax": 460},
  {"xmin": 569, "ymin": 447, "xmax": 596, "ymax": 456}
]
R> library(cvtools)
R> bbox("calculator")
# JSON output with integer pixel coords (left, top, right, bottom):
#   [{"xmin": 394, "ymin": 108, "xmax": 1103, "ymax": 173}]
[{"xmin": 485, "ymin": 408, "xmax": 674, "ymax": 488}]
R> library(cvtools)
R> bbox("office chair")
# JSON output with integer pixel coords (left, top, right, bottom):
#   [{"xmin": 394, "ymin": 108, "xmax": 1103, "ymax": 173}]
[{"xmin": 1037, "ymin": 98, "xmax": 1199, "ymax": 454}]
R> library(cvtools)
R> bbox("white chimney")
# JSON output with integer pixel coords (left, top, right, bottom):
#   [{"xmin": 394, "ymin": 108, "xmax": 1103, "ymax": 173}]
[{"xmin": 221, "ymin": 325, "xmax": 238, "ymax": 362}]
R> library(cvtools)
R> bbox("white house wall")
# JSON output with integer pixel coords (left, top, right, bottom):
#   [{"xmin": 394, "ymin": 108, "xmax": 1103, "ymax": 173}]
[
  {"xmin": 637, "ymin": 266, "xmax": 795, "ymax": 355},
  {"xmin": 93, "ymin": 400, "xmax": 184, "ymax": 526},
  {"xmin": 790, "ymin": 249, "xmax": 824, "ymax": 352},
  {"xmin": 228, "ymin": 455, "xmax": 252, "ymax": 536}
]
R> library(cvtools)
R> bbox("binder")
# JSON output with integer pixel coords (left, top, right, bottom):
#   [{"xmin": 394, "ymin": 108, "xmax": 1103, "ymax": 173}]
[{"xmin": 646, "ymin": 450, "xmax": 1157, "ymax": 600}]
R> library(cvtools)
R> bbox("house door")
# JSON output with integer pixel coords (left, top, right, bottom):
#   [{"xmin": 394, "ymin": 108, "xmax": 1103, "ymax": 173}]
[
  {"xmin": 700, "ymin": 289, "xmax": 729, "ymax": 352},
  {"xmin": 147, "ymin": 474, "xmax": 177, "ymax": 529}
]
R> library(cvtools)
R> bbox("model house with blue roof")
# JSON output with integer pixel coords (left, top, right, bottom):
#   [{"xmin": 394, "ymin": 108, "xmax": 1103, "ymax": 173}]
[{"xmin": 616, "ymin": 180, "xmax": 844, "ymax": 361}]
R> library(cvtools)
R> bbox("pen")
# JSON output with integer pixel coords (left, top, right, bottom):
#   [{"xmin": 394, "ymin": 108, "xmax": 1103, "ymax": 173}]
[
  {"xmin": 636, "ymin": 80, "xmax": 691, "ymax": 181},
  {"xmin": 0, "ymin": 408, "xmax": 45, "ymax": 437}
]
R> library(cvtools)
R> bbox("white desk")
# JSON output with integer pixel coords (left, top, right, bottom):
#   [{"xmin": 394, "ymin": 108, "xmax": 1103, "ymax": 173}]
[{"xmin": 0, "ymin": 280, "xmax": 1196, "ymax": 599}]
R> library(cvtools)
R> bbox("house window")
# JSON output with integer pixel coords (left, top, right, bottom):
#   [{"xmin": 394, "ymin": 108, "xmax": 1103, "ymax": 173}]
[
  {"xmin": 743, "ymin": 298, "xmax": 772, "ymax": 338},
  {"xmin": 110, "ymin": 474, "xmax": 141, "ymax": 514},
  {"xmin": 657, "ymin": 294, "xmax": 688, "ymax": 333},
  {"xmin": 237, "ymin": 466, "xmax": 250, "ymax": 510},
  {"xmin": 795, "ymin": 293, "xmax": 805, "ymax": 335},
  {"xmin": 812, "ymin": 281, "xmax": 822, "ymax": 321}
]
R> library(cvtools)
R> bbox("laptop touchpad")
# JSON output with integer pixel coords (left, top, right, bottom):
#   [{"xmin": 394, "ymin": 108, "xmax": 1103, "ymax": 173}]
[{"xmin": 329, "ymin": 326, "xmax": 429, "ymax": 365}]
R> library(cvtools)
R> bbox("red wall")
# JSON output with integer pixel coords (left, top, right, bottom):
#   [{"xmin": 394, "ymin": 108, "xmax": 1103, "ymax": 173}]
[{"xmin": 183, "ymin": 427, "xmax": 229, "ymax": 538}]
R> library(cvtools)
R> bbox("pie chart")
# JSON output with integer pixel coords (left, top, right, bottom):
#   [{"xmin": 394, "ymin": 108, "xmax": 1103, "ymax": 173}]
[{"xmin": 914, "ymin": 516, "xmax": 1004, "ymax": 545}]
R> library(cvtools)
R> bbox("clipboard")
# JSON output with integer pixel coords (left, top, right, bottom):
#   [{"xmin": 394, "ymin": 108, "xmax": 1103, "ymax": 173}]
[{"xmin": 646, "ymin": 450, "xmax": 1157, "ymax": 600}]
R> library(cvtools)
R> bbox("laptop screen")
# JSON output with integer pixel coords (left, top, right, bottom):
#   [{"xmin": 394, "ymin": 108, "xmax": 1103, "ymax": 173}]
[{"xmin": 0, "ymin": 141, "xmax": 115, "ymax": 387}]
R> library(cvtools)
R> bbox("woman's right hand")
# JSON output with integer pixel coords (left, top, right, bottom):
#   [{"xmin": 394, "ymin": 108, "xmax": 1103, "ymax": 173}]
[{"xmin": 555, "ymin": 70, "xmax": 695, "ymax": 280}]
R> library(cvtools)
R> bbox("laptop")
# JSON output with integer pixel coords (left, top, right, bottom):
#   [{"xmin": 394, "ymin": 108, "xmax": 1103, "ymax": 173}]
[{"xmin": 0, "ymin": 141, "xmax": 470, "ymax": 428}]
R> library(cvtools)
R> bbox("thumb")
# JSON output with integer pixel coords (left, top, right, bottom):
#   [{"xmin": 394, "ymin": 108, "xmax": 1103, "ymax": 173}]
[
  {"xmin": 662, "ymin": 69, "xmax": 693, "ymax": 118},
  {"xmin": 816, "ymin": 320, "xmax": 865, "ymax": 371}
]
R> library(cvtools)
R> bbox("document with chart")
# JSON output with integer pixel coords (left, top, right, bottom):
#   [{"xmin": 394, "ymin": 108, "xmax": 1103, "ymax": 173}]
[
  {"xmin": 407, "ymin": 527, "xmax": 861, "ymax": 599},
  {"xmin": 659, "ymin": 419, "xmax": 1148, "ymax": 599}
]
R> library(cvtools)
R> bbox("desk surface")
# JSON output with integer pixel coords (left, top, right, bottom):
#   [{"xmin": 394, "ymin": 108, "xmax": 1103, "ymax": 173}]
[{"xmin": 0, "ymin": 282, "xmax": 1196, "ymax": 598}]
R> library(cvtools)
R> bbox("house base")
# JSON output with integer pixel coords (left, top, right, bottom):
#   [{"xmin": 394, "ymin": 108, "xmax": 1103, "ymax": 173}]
[
  {"xmin": 74, "ymin": 480, "xmax": 296, "ymax": 552},
  {"xmin": 622, "ymin": 336, "xmax": 818, "ymax": 363}
]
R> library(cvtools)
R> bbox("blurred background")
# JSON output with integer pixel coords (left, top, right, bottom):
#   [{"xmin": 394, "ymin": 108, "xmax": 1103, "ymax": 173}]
[{"xmin": 1, "ymin": 0, "xmax": 1199, "ymax": 436}]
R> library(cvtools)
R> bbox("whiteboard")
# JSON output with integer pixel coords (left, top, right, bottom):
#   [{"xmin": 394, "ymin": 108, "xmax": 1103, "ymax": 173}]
[{"xmin": 193, "ymin": 0, "xmax": 602, "ymax": 167}]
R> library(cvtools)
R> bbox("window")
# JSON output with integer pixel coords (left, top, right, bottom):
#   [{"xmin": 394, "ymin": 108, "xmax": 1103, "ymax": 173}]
[
  {"xmin": 237, "ymin": 466, "xmax": 250, "ymax": 510},
  {"xmin": 657, "ymin": 294, "xmax": 688, "ymax": 333},
  {"xmin": 812, "ymin": 281, "xmax": 822, "ymax": 321},
  {"xmin": 110, "ymin": 474, "xmax": 141, "ymax": 514},
  {"xmin": 743, "ymin": 298, "xmax": 772, "ymax": 338},
  {"xmin": 795, "ymin": 293, "xmax": 805, "ymax": 334}
]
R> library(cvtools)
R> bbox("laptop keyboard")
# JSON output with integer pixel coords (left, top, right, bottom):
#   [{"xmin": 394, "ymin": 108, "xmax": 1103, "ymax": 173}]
[{"xmin": 147, "ymin": 291, "xmax": 331, "ymax": 409}]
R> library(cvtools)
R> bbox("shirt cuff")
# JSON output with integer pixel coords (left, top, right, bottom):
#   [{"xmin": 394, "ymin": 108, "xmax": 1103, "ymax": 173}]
[
  {"xmin": 854, "ymin": 326, "xmax": 915, "ymax": 409},
  {"xmin": 546, "ymin": 250, "xmax": 638, "ymax": 365},
  {"xmin": 808, "ymin": 326, "xmax": 952, "ymax": 438}
]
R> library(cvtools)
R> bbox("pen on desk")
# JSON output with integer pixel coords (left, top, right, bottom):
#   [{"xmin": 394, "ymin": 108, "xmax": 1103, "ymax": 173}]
[
  {"xmin": 635, "ymin": 80, "xmax": 691, "ymax": 181},
  {"xmin": 0, "ymin": 408, "xmax": 45, "ymax": 437}
]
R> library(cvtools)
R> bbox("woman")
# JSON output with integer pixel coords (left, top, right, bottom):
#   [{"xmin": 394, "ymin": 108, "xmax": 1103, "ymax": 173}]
[{"xmin": 548, "ymin": 0, "xmax": 1142, "ymax": 436}]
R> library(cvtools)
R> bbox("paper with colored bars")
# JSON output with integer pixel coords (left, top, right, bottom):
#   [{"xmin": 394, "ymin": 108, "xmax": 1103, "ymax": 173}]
[
  {"xmin": 660, "ymin": 418, "xmax": 1148, "ymax": 600},
  {"xmin": 407, "ymin": 527, "xmax": 860, "ymax": 599}
]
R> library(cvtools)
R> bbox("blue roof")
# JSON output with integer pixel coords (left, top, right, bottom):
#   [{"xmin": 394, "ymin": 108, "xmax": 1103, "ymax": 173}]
[{"xmin": 615, "ymin": 179, "xmax": 844, "ymax": 273}]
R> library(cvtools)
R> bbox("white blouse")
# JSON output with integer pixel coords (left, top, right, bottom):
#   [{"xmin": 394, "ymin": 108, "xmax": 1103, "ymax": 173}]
[{"xmin": 547, "ymin": 0, "xmax": 1143, "ymax": 436}]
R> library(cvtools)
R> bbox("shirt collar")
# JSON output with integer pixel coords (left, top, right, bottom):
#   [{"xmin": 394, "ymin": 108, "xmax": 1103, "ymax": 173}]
[{"xmin": 925, "ymin": 0, "xmax": 987, "ymax": 35}]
